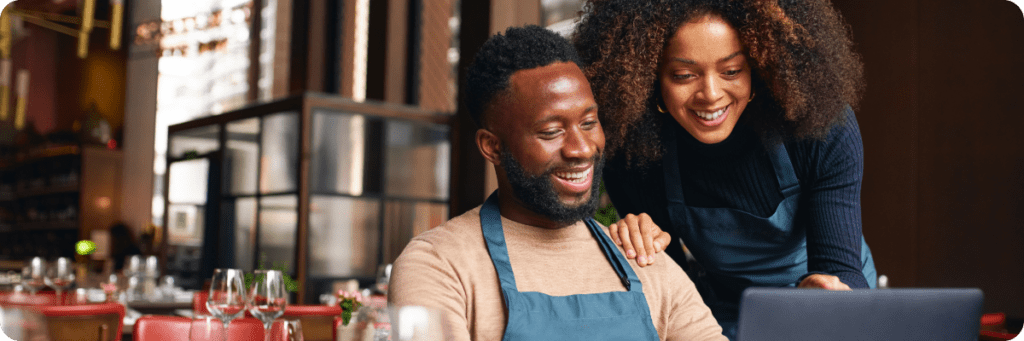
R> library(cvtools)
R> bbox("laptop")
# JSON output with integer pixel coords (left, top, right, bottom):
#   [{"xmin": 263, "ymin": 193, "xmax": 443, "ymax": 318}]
[{"xmin": 736, "ymin": 288, "xmax": 984, "ymax": 341}]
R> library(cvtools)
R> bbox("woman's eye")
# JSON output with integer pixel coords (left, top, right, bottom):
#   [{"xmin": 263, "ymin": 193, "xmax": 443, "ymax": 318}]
[
  {"xmin": 723, "ymin": 69, "xmax": 742, "ymax": 77},
  {"xmin": 582, "ymin": 120, "xmax": 598, "ymax": 129},
  {"xmin": 672, "ymin": 74, "xmax": 694, "ymax": 80}
]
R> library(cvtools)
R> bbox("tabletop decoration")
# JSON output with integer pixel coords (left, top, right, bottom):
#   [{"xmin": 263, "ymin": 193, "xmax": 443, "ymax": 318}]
[{"xmin": 336, "ymin": 290, "xmax": 363, "ymax": 326}]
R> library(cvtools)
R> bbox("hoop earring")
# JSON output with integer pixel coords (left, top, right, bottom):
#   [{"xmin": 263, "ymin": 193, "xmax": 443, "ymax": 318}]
[
  {"xmin": 748, "ymin": 92, "xmax": 755, "ymax": 103},
  {"xmin": 657, "ymin": 103, "xmax": 668, "ymax": 113}
]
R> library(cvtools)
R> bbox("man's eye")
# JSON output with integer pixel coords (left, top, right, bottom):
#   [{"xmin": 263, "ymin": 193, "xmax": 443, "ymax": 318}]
[
  {"xmin": 723, "ymin": 69, "xmax": 742, "ymax": 77},
  {"xmin": 582, "ymin": 120, "xmax": 599, "ymax": 129},
  {"xmin": 539, "ymin": 130, "xmax": 561, "ymax": 138},
  {"xmin": 672, "ymin": 74, "xmax": 694, "ymax": 80}
]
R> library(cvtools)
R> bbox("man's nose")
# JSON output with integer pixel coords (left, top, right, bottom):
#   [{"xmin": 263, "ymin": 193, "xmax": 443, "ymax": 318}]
[{"xmin": 562, "ymin": 127, "xmax": 596, "ymax": 161}]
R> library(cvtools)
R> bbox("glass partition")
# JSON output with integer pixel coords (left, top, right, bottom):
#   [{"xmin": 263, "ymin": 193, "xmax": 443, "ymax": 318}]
[
  {"xmin": 169, "ymin": 125, "xmax": 220, "ymax": 159},
  {"xmin": 225, "ymin": 118, "xmax": 260, "ymax": 195},
  {"xmin": 383, "ymin": 121, "xmax": 450, "ymax": 200},
  {"xmin": 163, "ymin": 94, "xmax": 452, "ymax": 302},
  {"xmin": 260, "ymin": 112, "xmax": 300, "ymax": 194},
  {"xmin": 309, "ymin": 111, "xmax": 368, "ymax": 196}
]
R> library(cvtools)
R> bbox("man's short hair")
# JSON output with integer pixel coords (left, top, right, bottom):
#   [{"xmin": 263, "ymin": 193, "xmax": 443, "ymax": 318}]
[{"xmin": 464, "ymin": 25, "xmax": 582, "ymax": 127}]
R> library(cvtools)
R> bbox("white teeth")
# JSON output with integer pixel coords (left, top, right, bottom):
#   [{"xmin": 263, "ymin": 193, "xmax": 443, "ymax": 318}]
[
  {"xmin": 694, "ymin": 106, "xmax": 727, "ymax": 120},
  {"xmin": 554, "ymin": 167, "xmax": 591, "ymax": 184}
]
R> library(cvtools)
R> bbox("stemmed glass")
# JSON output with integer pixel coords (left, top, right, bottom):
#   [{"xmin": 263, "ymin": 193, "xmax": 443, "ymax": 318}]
[
  {"xmin": 206, "ymin": 268, "xmax": 246, "ymax": 340},
  {"xmin": 248, "ymin": 270, "xmax": 287, "ymax": 340},
  {"xmin": 44, "ymin": 257, "xmax": 76, "ymax": 304},
  {"xmin": 20, "ymin": 257, "xmax": 46, "ymax": 295}
]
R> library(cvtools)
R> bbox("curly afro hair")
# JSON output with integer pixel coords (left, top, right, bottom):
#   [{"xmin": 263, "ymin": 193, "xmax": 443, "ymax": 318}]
[
  {"xmin": 573, "ymin": 0, "xmax": 865, "ymax": 166},
  {"xmin": 465, "ymin": 25, "xmax": 583, "ymax": 127}
]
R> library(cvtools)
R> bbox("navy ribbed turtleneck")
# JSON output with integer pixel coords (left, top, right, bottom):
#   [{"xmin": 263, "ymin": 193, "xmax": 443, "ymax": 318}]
[{"xmin": 603, "ymin": 108, "xmax": 869, "ymax": 289}]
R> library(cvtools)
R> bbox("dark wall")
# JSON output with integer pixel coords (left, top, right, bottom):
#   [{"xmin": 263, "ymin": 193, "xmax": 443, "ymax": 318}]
[{"xmin": 834, "ymin": 0, "xmax": 1024, "ymax": 316}]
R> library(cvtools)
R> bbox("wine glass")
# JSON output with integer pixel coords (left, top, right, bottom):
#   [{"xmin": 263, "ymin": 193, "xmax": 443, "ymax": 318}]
[
  {"xmin": 248, "ymin": 270, "xmax": 287, "ymax": 340},
  {"xmin": 44, "ymin": 257, "xmax": 76, "ymax": 304},
  {"xmin": 206, "ymin": 268, "xmax": 246, "ymax": 340},
  {"xmin": 20, "ymin": 257, "xmax": 46, "ymax": 296}
]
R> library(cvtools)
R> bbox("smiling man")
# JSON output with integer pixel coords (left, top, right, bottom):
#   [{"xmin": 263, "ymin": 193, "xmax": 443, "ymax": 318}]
[{"xmin": 388, "ymin": 25, "xmax": 725, "ymax": 341}]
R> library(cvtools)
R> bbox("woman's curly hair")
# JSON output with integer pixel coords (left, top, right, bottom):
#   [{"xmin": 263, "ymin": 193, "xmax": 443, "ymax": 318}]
[{"xmin": 572, "ymin": 0, "xmax": 865, "ymax": 166}]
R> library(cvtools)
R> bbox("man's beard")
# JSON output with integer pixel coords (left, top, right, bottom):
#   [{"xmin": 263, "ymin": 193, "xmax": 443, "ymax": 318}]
[{"xmin": 500, "ymin": 150, "xmax": 604, "ymax": 225}]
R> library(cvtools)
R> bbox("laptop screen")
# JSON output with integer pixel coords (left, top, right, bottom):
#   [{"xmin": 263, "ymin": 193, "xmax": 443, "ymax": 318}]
[{"xmin": 736, "ymin": 288, "xmax": 983, "ymax": 341}]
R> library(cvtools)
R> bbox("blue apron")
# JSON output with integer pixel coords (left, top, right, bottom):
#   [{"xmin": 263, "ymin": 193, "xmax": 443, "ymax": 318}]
[
  {"xmin": 480, "ymin": 192, "xmax": 660, "ymax": 341},
  {"xmin": 661, "ymin": 124, "xmax": 876, "ymax": 339}
]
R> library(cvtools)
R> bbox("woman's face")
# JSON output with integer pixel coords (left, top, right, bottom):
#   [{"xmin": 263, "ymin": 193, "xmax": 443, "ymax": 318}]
[{"xmin": 659, "ymin": 14, "xmax": 752, "ymax": 144}]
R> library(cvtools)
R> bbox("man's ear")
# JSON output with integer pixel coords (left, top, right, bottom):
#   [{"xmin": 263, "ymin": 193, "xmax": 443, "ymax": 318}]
[{"xmin": 476, "ymin": 128, "xmax": 502, "ymax": 165}]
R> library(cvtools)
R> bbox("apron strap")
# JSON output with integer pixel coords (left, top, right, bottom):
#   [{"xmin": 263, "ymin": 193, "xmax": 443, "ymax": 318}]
[
  {"xmin": 480, "ymin": 191, "xmax": 520, "ymax": 293},
  {"xmin": 768, "ymin": 142, "xmax": 800, "ymax": 197},
  {"xmin": 661, "ymin": 122, "xmax": 686, "ymax": 206},
  {"xmin": 586, "ymin": 218, "xmax": 640, "ymax": 292}
]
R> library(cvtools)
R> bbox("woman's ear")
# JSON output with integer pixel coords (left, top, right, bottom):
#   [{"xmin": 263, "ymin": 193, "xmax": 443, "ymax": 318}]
[{"xmin": 476, "ymin": 128, "xmax": 502, "ymax": 165}]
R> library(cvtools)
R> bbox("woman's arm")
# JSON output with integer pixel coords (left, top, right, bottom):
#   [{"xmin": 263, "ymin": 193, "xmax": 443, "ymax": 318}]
[{"xmin": 794, "ymin": 107, "xmax": 870, "ymax": 289}]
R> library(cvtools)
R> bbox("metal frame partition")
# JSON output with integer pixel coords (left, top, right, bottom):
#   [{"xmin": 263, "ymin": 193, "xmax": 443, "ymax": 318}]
[{"xmin": 163, "ymin": 92, "xmax": 453, "ymax": 303}]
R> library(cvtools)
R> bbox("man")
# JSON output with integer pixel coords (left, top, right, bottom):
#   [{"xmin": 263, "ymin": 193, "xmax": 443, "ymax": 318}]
[{"xmin": 389, "ymin": 25, "xmax": 725, "ymax": 341}]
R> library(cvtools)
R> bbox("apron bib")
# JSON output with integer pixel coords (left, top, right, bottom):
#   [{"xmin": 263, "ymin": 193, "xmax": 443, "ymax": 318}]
[
  {"xmin": 661, "ymin": 123, "xmax": 876, "ymax": 338},
  {"xmin": 480, "ymin": 192, "xmax": 660, "ymax": 341}
]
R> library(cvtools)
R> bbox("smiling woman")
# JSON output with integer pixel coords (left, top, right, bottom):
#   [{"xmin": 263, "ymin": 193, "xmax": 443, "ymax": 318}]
[{"xmin": 573, "ymin": 0, "xmax": 874, "ymax": 338}]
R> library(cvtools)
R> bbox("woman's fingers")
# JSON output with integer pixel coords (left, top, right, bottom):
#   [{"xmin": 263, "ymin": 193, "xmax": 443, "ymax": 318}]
[
  {"xmin": 797, "ymin": 274, "xmax": 852, "ymax": 290},
  {"xmin": 654, "ymin": 230, "xmax": 672, "ymax": 253},
  {"xmin": 638, "ymin": 213, "xmax": 656, "ymax": 266},
  {"xmin": 611, "ymin": 213, "xmax": 667, "ymax": 267},
  {"xmin": 616, "ymin": 216, "xmax": 637, "ymax": 260},
  {"xmin": 609, "ymin": 223, "xmax": 621, "ymax": 246}
]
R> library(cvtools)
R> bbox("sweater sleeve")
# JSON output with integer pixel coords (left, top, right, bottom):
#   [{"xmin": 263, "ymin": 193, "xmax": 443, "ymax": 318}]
[
  {"xmin": 657, "ymin": 252, "xmax": 729, "ymax": 341},
  {"xmin": 388, "ymin": 239, "xmax": 473, "ymax": 341},
  {"xmin": 794, "ymin": 107, "xmax": 870, "ymax": 288}
]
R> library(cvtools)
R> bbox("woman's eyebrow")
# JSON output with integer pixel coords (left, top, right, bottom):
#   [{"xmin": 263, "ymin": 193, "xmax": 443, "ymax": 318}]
[{"xmin": 671, "ymin": 51, "xmax": 743, "ymax": 65}]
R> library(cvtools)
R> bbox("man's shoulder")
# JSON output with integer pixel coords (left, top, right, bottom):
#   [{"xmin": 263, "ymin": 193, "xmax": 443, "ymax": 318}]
[{"xmin": 403, "ymin": 206, "xmax": 485, "ymax": 257}]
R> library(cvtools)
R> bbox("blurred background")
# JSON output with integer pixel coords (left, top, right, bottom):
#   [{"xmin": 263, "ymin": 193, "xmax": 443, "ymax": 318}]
[{"xmin": 0, "ymin": 0, "xmax": 1019, "ymax": 322}]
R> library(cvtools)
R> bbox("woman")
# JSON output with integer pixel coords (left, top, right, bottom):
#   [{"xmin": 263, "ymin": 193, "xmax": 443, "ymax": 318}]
[{"xmin": 572, "ymin": 0, "xmax": 876, "ymax": 337}]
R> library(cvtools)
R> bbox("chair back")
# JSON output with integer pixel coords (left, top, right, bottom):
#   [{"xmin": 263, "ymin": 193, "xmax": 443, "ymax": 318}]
[
  {"xmin": 37, "ymin": 302, "xmax": 125, "ymax": 341},
  {"xmin": 192, "ymin": 290, "xmax": 211, "ymax": 315},
  {"xmin": 134, "ymin": 315, "xmax": 264, "ymax": 341},
  {"xmin": 282, "ymin": 305, "xmax": 342, "ymax": 341}
]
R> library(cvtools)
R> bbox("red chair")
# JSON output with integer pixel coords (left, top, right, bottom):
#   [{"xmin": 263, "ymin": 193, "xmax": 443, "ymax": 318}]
[
  {"xmin": 36, "ymin": 302, "xmax": 125, "ymax": 341},
  {"xmin": 192, "ymin": 290, "xmax": 211, "ymax": 315},
  {"xmin": 281, "ymin": 305, "xmax": 343, "ymax": 341},
  {"xmin": 134, "ymin": 315, "xmax": 264, "ymax": 341},
  {"xmin": 333, "ymin": 316, "xmax": 345, "ymax": 341}
]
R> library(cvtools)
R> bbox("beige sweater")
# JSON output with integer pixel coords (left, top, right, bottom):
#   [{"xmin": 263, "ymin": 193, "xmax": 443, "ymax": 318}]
[{"xmin": 389, "ymin": 206, "xmax": 726, "ymax": 341}]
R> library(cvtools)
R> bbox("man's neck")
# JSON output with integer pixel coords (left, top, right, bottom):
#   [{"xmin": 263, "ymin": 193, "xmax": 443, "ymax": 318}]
[{"xmin": 496, "ymin": 189, "xmax": 577, "ymax": 230}]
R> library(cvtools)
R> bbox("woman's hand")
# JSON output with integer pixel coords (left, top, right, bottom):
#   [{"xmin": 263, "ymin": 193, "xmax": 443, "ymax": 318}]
[
  {"xmin": 608, "ymin": 213, "xmax": 672, "ymax": 267},
  {"xmin": 797, "ymin": 274, "xmax": 852, "ymax": 290}
]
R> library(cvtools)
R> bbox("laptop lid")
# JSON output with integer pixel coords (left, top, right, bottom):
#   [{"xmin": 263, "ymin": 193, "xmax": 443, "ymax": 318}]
[{"xmin": 736, "ymin": 288, "xmax": 983, "ymax": 341}]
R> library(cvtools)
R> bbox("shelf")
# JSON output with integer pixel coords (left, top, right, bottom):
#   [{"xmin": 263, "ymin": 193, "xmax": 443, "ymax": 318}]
[
  {"xmin": 14, "ymin": 184, "xmax": 79, "ymax": 198},
  {"xmin": 0, "ymin": 260, "xmax": 22, "ymax": 271},
  {"xmin": 14, "ymin": 221, "xmax": 78, "ymax": 231}
]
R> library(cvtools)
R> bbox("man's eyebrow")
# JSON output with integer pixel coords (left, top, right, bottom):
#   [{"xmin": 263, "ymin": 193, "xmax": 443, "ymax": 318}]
[
  {"xmin": 533, "ymin": 105, "xmax": 599, "ymax": 125},
  {"xmin": 672, "ymin": 51, "xmax": 743, "ymax": 64}
]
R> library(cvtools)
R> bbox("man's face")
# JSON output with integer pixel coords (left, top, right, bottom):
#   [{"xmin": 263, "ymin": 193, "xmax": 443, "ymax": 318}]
[{"xmin": 487, "ymin": 62, "xmax": 605, "ymax": 224}]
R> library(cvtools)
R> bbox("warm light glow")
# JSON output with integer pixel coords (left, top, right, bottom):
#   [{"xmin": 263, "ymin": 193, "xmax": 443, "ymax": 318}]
[{"xmin": 96, "ymin": 196, "xmax": 112, "ymax": 210}]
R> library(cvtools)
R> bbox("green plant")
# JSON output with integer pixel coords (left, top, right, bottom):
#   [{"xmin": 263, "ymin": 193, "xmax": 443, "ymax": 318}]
[
  {"xmin": 594, "ymin": 180, "xmax": 619, "ymax": 227},
  {"xmin": 244, "ymin": 254, "xmax": 300, "ymax": 292}
]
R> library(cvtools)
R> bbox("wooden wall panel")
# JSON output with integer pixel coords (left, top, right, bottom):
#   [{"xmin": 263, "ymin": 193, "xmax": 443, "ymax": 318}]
[
  {"xmin": 834, "ymin": 0, "xmax": 1024, "ymax": 316},
  {"xmin": 832, "ymin": 0, "xmax": 921, "ymax": 288},
  {"xmin": 913, "ymin": 0, "xmax": 1024, "ymax": 316}
]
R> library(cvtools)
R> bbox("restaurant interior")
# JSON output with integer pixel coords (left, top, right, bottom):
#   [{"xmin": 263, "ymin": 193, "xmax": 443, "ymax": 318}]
[{"xmin": 0, "ymin": 0, "xmax": 1020, "ymax": 339}]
